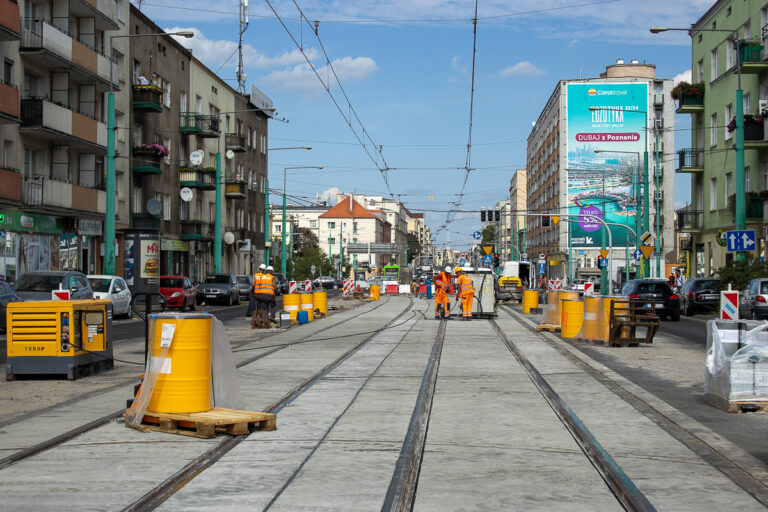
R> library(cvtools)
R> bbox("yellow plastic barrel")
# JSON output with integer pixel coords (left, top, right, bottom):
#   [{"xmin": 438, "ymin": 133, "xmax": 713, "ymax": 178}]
[
  {"xmin": 561, "ymin": 299, "xmax": 584, "ymax": 339},
  {"xmin": 522, "ymin": 290, "xmax": 539, "ymax": 314},
  {"xmin": 580, "ymin": 295, "xmax": 602, "ymax": 341},
  {"xmin": 148, "ymin": 314, "xmax": 211, "ymax": 414},
  {"xmin": 600, "ymin": 296, "xmax": 616, "ymax": 342},
  {"xmin": 370, "ymin": 285, "xmax": 380, "ymax": 301},
  {"xmin": 300, "ymin": 293, "xmax": 314, "ymax": 322},
  {"xmin": 313, "ymin": 291, "xmax": 327, "ymax": 317},
  {"xmin": 283, "ymin": 293, "xmax": 301, "ymax": 322},
  {"xmin": 545, "ymin": 291, "xmax": 560, "ymax": 324}
]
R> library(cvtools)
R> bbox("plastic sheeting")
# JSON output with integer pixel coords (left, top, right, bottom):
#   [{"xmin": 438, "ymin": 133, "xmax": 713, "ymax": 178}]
[{"xmin": 705, "ymin": 319, "xmax": 768, "ymax": 402}]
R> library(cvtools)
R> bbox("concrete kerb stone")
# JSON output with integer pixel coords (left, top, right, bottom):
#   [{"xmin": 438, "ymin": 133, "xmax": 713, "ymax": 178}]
[{"xmin": 501, "ymin": 307, "xmax": 768, "ymax": 488}]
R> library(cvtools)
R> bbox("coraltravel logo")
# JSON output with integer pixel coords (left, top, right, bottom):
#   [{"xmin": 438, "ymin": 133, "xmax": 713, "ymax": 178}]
[{"xmin": 588, "ymin": 88, "xmax": 597, "ymax": 96}]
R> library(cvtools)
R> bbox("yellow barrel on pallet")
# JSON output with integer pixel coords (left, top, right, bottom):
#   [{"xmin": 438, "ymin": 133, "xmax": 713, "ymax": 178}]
[
  {"xmin": 283, "ymin": 293, "xmax": 300, "ymax": 321},
  {"xmin": 300, "ymin": 293, "xmax": 314, "ymax": 322},
  {"xmin": 580, "ymin": 295, "xmax": 602, "ymax": 341},
  {"xmin": 545, "ymin": 291, "xmax": 560, "ymax": 324},
  {"xmin": 561, "ymin": 299, "xmax": 584, "ymax": 339},
  {"xmin": 522, "ymin": 290, "xmax": 539, "ymax": 314},
  {"xmin": 370, "ymin": 285, "xmax": 380, "ymax": 301},
  {"xmin": 600, "ymin": 296, "xmax": 616, "ymax": 342},
  {"xmin": 313, "ymin": 291, "xmax": 327, "ymax": 317},
  {"xmin": 148, "ymin": 314, "xmax": 212, "ymax": 414}
]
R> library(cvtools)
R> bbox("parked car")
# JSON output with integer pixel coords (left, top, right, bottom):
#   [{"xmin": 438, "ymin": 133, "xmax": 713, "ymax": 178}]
[
  {"xmin": 740, "ymin": 278, "xmax": 768, "ymax": 319},
  {"xmin": 235, "ymin": 275, "xmax": 254, "ymax": 300},
  {"xmin": 679, "ymin": 278, "xmax": 721, "ymax": 316},
  {"xmin": 196, "ymin": 273, "xmax": 240, "ymax": 306},
  {"xmin": 14, "ymin": 271, "xmax": 93, "ymax": 301},
  {"xmin": 0, "ymin": 279, "xmax": 22, "ymax": 332},
  {"xmin": 160, "ymin": 276, "xmax": 197, "ymax": 311},
  {"xmin": 618, "ymin": 279, "xmax": 680, "ymax": 321},
  {"xmin": 88, "ymin": 275, "xmax": 133, "ymax": 318},
  {"xmin": 313, "ymin": 275, "xmax": 341, "ymax": 290},
  {"xmin": 273, "ymin": 273, "xmax": 287, "ymax": 296}
]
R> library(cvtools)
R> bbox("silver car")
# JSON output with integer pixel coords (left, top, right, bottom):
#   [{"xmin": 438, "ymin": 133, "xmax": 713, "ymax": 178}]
[{"xmin": 88, "ymin": 275, "xmax": 133, "ymax": 318}]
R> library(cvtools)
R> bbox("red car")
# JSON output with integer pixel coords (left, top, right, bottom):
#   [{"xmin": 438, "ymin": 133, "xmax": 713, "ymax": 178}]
[{"xmin": 159, "ymin": 276, "xmax": 196, "ymax": 310}]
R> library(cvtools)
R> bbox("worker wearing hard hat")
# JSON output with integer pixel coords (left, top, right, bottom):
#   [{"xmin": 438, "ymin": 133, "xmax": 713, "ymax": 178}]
[
  {"xmin": 434, "ymin": 266, "xmax": 452, "ymax": 319},
  {"xmin": 265, "ymin": 266, "xmax": 277, "ymax": 322},
  {"xmin": 454, "ymin": 267, "xmax": 474, "ymax": 320}
]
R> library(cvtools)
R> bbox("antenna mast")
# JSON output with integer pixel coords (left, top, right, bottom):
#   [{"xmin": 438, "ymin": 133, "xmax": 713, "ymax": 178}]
[{"xmin": 237, "ymin": 0, "xmax": 249, "ymax": 93}]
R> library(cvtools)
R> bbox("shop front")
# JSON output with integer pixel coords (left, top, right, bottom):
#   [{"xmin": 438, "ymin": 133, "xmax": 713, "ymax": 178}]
[
  {"xmin": 160, "ymin": 239, "xmax": 190, "ymax": 277},
  {"xmin": 0, "ymin": 210, "xmax": 63, "ymax": 282}
]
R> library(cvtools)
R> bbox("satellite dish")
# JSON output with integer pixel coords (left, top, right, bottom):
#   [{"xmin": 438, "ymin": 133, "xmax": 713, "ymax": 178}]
[
  {"xmin": 223, "ymin": 231, "xmax": 235, "ymax": 245},
  {"xmin": 146, "ymin": 198, "xmax": 162, "ymax": 217},
  {"xmin": 189, "ymin": 150, "xmax": 204, "ymax": 166},
  {"xmin": 225, "ymin": 149, "xmax": 235, "ymax": 160},
  {"xmin": 180, "ymin": 187, "xmax": 193, "ymax": 202}
]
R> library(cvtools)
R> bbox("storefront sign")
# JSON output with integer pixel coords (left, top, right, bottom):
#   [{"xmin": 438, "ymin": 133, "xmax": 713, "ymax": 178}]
[
  {"xmin": 0, "ymin": 210, "xmax": 62, "ymax": 234},
  {"xmin": 77, "ymin": 219, "xmax": 103, "ymax": 236},
  {"xmin": 160, "ymin": 239, "xmax": 189, "ymax": 252}
]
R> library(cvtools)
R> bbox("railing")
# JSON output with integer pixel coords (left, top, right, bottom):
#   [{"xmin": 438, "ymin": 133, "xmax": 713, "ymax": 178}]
[
  {"xmin": 225, "ymin": 134, "xmax": 246, "ymax": 151},
  {"xmin": 180, "ymin": 113, "xmax": 219, "ymax": 135},
  {"xmin": 180, "ymin": 219, "xmax": 213, "ymax": 238},
  {"xmin": 22, "ymin": 175, "xmax": 43, "ymax": 206},
  {"xmin": 677, "ymin": 148, "xmax": 704, "ymax": 169},
  {"xmin": 676, "ymin": 210, "xmax": 702, "ymax": 231}
]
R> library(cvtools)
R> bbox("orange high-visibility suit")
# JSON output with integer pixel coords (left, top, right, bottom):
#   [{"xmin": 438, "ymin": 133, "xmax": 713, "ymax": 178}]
[
  {"xmin": 456, "ymin": 274, "xmax": 475, "ymax": 319},
  {"xmin": 434, "ymin": 271, "xmax": 451, "ymax": 318}
]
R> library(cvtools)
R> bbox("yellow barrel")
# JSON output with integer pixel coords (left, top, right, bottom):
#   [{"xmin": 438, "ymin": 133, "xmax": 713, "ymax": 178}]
[
  {"xmin": 370, "ymin": 285, "xmax": 380, "ymax": 301},
  {"xmin": 580, "ymin": 295, "xmax": 602, "ymax": 340},
  {"xmin": 283, "ymin": 293, "xmax": 301, "ymax": 321},
  {"xmin": 545, "ymin": 291, "xmax": 560, "ymax": 324},
  {"xmin": 522, "ymin": 290, "xmax": 539, "ymax": 314},
  {"xmin": 300, "ymin": 293, "xmax": 314, "ymax": 322},
  {"xmin": 313, "ymin": 291, "xmax": 327, "ymax": 317},
  {"xmin": 600, "ymin": 296, "xmax": 616, "ymax": 342},
  {"xmin": 561, "ymin": 299, "xmax": 584, "ymax": 339},
  {"xmin": 148, "ymin": 314, "xmax": 212, "ymax": 414}
]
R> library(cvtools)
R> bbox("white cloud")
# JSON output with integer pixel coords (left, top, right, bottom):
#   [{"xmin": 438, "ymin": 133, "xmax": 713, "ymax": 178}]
[
  {"xmin": 672, "ymin": 69, "xmax": 692, "ymax": 86},
  {"xmin": 500, "ymin": 61, "xmax": 545, "ymax": 77},
  {"xmin": 451, "ymin": 56, "xmax": 467, "ymax": 73},
  {"xmin": 260, "ymin": 57, "xmax": 379, "ymax": 95},
  {"xmin": 317, "ymin": 187, "xmax": 341, "ymax": 205}
]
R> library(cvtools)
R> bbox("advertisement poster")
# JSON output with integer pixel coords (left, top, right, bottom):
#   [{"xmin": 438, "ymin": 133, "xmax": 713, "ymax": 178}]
[
  {"xmin": 566, "ymin": 82, "xmax": 647, "ymax": 247},
  {"xmin": 140, "ymin": 239, "xmax": 160, "ymax": 279}
]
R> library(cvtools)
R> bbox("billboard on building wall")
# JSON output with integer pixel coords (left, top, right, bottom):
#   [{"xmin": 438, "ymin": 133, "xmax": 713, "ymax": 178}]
[{"xmin": 566, "ymin": 82, "xmax": 647, "ymax": 247}]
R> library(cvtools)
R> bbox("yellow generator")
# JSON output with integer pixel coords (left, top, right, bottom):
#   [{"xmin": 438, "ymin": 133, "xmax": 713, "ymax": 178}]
[{"xmin": 6, "ymin": 300, "xmax": 114, "ymax": 380}]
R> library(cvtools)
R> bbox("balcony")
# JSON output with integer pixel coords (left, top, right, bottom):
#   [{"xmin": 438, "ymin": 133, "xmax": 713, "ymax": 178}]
[
  {"xmin": 0, "ymin": 79, "xmax": 19, "ymax": 123},
  {"xmin": 224, "ymin": 179, "xmax": 246, "ymax": 199},
  {"xmin": 728, "ymin": 193, "xmax": 764, "ymax": 219},
  {"xmin": 739, "ymin": 42, "xmax": 768, "ymax": 74},
  {"xmin": 0, "ymin": 166, "xmax": 21, "ymax": 201},
  {"xmin": 180, "ymin": 219, "xmax": 213, "ymax": 241},
  {"xmin": 69, "ymin": 0, "xmax": 119, "ymax": 32},
  {"xmin": 131, "ymin": 213, "xmax": 160, "ymax": 230},
  {"xmin": 677, "ymin": 210, "xmax": 702, "ymax": 232},
  {"xmin": 0, "ymin": 0, "xmax": 20, "ymax": 41},
  {"xmin": 676, "ymin": 148, "xmax": 704, "ymax": 173},
  {"xmin": 743, "ymin": 120, "xmax": 768, "ymax": 149},
  {"xmin": 21, "ymin": 175, "xmax": 105, "ymax": 214},
  {"xmin": 225, "ymin": 134, "xmax": 246, "ymax": 152},
  {"xmin": 132, "ymin": 85, "xmax": 163, "ymax": 113},
  {"xmin": 653, "ymin": 93, "xmax": 664, "ymax": 106},
  {"xmin": 132, "ymin": 146, "xmax": 164, "ymax": 175},
  {"xmin": 20, "ymin": 18, "xmax": 118, "ymax": 91},
  {"xmin": 20, "ymin": 98, "xmax": 107, "ymax": 152},
  {"xmin": 179, "ymin": 165, "xmax": 216, "ymax": 190},
  {"xmin": 675, "ymin": 94, "xmax": 704, "ymax": 115},
  {"xmin": 180, "ymin": 113, "xmax": 220, "ymax": 138}
]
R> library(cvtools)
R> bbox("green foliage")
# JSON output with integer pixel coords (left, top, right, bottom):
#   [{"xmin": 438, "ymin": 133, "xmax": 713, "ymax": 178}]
[
  {"xmin": 407, "ymin": 233, "xmax": 421, "ymax": 263},
  {"xmin": 293, "ymin": 246, "xmax": 333, "ymax": 280},
  {"xmin": 481, "ymin": 224, "xmax": 495, "ymax": 244},
  {"xmin": 716, "ymin": 258, "xmax": 768, "ymax": 291}
]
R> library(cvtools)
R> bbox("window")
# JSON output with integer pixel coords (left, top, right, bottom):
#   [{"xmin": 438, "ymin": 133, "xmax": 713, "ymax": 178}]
[
  {"xmin": 762, "ymin": 160, "xmax": 768, "ymax": 189},
  {"xmin": 163, "ymin": 81, "xmax": 171, "ymax": 108},
  {"xmin": 163, "ymin": 138, "xmax": 171, "ymax": 165},
  {"xmin": 697, "ymin": 59, "xmax": 704, "ymax": 83},
  {"xmin": 163, "ymin": 193, "xmax": 171, "ymax": 221},
  {"xmin": 710, "ymin": 113, "xmax": 717, "ymax": 146},
  {"xmin": 746, "ymin": 165, "xmax": 751, "ymax": 192},
  {"xmin": 180, "ymin": 199, "xmax": 189, "ymax": 221},
  {"xmin": 209, "ymin": 202, "xmax": 215, "ymax": 222},
  {"xmin": 744, "ymin": 92, "xmax": 751, "ymax": 114},
  {"xmin": 3, "ymin": 58, "xmax": 12, "ymax": 84},
  {"xmin": 710, "ymin": 177, "xmax": 717, "ymax": 211},
  {"xmin": 711, "ymin": 48, "xmax": 718, "ymax": 80},
  {"xmin": 309, "ymin": 220, "xmax": 317, "ymax": 228},
  {"xmin": 247, "ymin": 127, "xmax": 251, "ymax": 148},
  {"xmin": 195, "ymin": 95, "xmax": 202, "ymax": 113},
  {"xmin": 132, "ymin": 186, "xmax": 142, "ymax": 213},
  {"xmin": 328, "ymin": 222, "xmax": 335, "ymax": 229},
  {"xmin": 275, "ymin": 224, "xmax": 281, "ymax": 233},
  {"xmin": 744, "ymin": 20, "xmax": 751, "ymax": 40},
  {"xmin": 726, "ymin": 172, "xmax": 733, "ymax": 197},
  {"xmin": 329, "ymin": 237, "xmax": 336, "ymax": 245},
  {"xmin": 725, "ymin": 104, "xmax": 733, "ymax": 140},
  {"xmin": 180, "ymin": 90, "xmax": 187, "ymax": 112},
  {"xmin": 726, "ymin": 39, "xmax": 734, "ymax": 69}
]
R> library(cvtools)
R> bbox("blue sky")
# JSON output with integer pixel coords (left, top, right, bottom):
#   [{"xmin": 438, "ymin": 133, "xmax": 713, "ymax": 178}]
[{"xmin": 135, "ymin": 0, "xmax": 713, "ymax": 250}]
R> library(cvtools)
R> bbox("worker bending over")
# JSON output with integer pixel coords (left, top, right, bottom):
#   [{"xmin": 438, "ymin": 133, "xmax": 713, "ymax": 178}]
[
  {"xmin": 455, "ymin": 267, "xmax": 474, "ymax": 320},
  {"xmin": 252, "ymin": 264, "xmax": 276, "ymax": 323},
  {"xmin": 434, "ymin": 266, "xmax": 452, "ymax": 319}
]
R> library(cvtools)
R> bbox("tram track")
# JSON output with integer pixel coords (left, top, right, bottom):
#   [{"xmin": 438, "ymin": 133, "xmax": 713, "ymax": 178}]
[{"xmin": 0, "ymin": 296, "xmax": 394, "ymax": 472}]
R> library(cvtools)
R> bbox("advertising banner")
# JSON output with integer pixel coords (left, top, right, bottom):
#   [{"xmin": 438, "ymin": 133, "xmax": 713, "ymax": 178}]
[
  {"xmin": 124, "ymin": 229, "xmax": 159, "ymax": 292},
  {"xmin": 566, "ymin": 82, "xmax": 647, "ymax": 247},
  {"xmin": 140, "ymin": 240, "xmax": 160, "ymax": 279}
]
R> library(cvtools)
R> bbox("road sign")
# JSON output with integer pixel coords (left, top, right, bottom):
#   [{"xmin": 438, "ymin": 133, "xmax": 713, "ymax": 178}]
[
  {"xmin": 639, "ymin": 246, "xmax": 654, "ymax": 260},
  {"xmin": 598, "ymin": 258, "xmax": 609, "ymax": 268},
  {"xmin": 521, "ymin": 252, "xmax": 528, "ymax": 260},
  {"xmin": 551, "ymin": 216, "xmax": 560, "ymax": 225},
  {"xmin": 538, "ymin": 262, "xmax": 546, "ymax": 275},
  {"xmin": 584, "ymin": 282, "xmax": 595, "ymax": 296},
  {"xmin": 483, "ymin": 255, "xmax": 492, "ymax": 266},
  {"xmin": 481, "ymin": 245, "xmax": 493, "ymax": 255},
  {"xmin": 720, "ymin": 290, "xmax": 739, "ymax": 320},
  {"xmin": 304, "ymin": 280, "xmax": 312, "ymax": 291},
  {"xmin": 716, "ymin": 228, "xmax": 727, "ymax": 247},
  {"xmin": 343, "ymin": 279, "xmax": 354, "ymax": 297},
  {"xmin": 473, "ymin": 231, "xmax": 481, "ymax": 240},
  {"xmin": 459, "ymin": 252, "xmax": 467, "ymax": 260},
  {"xmin": 633, "ymin": 249, "xmax": 642, "ymax": 261},
  {"xmin": 725, "ymin": 230, "xmax": 756, "ymax": 252},
  {"xmin": 310, "ymin": 264, "xmax": 316, "ymax": 276},
  {"xmin": 640, "ymin": 231, "xmax": 655, "ymax": 246},
  {"xmin": 599, "ymin": 249, "xmax": 609, "ymax": 258},
  {"xmin": 52, "ymin": 289, "xmax": 70, "ymax": 301},
  {"xmin": 458, "ymin": 258, "xmax": 466, "ymax": 267},
  {"xmin": 538, "ymin": 253, "xmax": 546, "ymax": 261},
  {"xmin": 288, "ymin": 281, "xmax": 297, "ymax": 294}
]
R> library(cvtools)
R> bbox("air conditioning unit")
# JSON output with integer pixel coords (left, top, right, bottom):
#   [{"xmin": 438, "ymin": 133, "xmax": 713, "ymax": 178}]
[{"xmin": 760, "ymin": 100, "xmax": 768, "ymax": 116}]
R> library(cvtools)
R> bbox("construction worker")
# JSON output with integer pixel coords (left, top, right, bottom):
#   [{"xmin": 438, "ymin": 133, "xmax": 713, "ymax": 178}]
[
  {"xmin": 455, "ymin": 267, "xmax": 474, "ymax": 320},
  {"xmin": 252, "ymin": 263, "xmax": 274, "ymax": 324},
  {"xmin": 265, "ymin": 265, "xmax": 277, "ymax": 322},
  {"xmin": 247, "ymin": 264, "xmax": 265, "ymax": 317},
  {"xmin": 434, "ymin": 266, "xmax": 452, "ymax": 319}
]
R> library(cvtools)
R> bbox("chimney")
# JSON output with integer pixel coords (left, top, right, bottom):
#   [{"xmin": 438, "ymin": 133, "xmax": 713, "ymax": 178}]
[
  {"xmin": 616, "ymin": 58, "xmax": 624, "ymax": 64},
  {"xmin": 349, "ymin": 196, "xmax": 353, "ymax": 213},
  {"xmin": 631, "ymin": 59, "xmax": 639, "ymax": 64}
]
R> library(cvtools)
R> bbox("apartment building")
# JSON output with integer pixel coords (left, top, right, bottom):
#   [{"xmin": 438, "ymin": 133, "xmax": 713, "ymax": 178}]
[
  {"xmin": 509, "ymin": 169, "xmax": 527, "ymax": 257},
  {"xmin": 406, "ymin": 210, "xmax": 433, "ymax": 259},
  {"xmin": 492, "ymin": 199, "xmax": 514, "ymax": 261},
  {"xmin": 341, "ymin": 193, "xmax": 408, "ymax": 265},
  {"xmin": 526, "ymin": 60, "xmax": 675, "ymax": 280}
]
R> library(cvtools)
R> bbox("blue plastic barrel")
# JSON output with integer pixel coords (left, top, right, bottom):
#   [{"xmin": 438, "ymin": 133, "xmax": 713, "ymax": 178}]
[
  {"xmin": 297, "ymin": 310, "xmax": 309, "ymax": 324},
  {"xmin": 426, "ymin": 278, "xmax": 433, "ymax": 299}
]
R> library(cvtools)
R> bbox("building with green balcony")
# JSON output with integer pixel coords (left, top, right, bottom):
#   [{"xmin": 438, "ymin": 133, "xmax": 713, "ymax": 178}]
[{"xmin": 679, "ymin": 0, "xmax": 768, "ymax": 277}]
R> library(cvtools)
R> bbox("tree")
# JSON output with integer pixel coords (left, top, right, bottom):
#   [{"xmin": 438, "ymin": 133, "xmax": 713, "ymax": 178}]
[
  {"xmin": 293, "ymin": 226, "xmax": 319, "ymax": 256},
  {"xmin": 407, "ymin": 233, "xmax": 421, "ymax": 264},
  {"xmin": 716, "ymin": 258, "xmax": 768, "ymax": 291},
  {"xmin": 293, "ymin": 246, "xmax": 333, "ymax": 280},
  {"xmin": 481, "ymin": 224, "xmax": 495, "ymax": 243}
]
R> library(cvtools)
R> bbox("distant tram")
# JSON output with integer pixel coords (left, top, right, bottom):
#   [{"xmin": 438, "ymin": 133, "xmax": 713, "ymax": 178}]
[{"xmin": 382, "ymin": 264, "xmax": 411, "ymax": 284}]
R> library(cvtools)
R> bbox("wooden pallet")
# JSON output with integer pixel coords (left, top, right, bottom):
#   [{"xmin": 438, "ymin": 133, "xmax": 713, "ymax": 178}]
[
  {"xmin": 536, "ymin": 323, "xmax": 561, "ymax": 333},
  {"xmin": 126, "ymin": 407, "xmax": 277, "ymax": 438},
  {"xmin": 705, "ymin": 393, "xmax": 768, "ymax": 414}
]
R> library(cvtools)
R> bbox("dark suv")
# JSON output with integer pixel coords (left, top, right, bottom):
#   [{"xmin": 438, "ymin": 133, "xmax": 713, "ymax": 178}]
[
  {"xmin": 619, "ymin": 279, "xmax": 680, "ymax": 321},
  {"xmin": 196, "ymin": 273, "xmax": 240, "ymax": 306},
  {"xmin": 679, "ymin": 278, "xmax": 721, "ymax": 316},
  {"xmin": 14, "ymin": 271, "xmax": 93, "ymax": 301}
]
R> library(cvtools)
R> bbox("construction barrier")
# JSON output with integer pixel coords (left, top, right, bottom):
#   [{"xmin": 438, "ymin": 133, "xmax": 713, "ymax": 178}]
[
  {"xmin": 600, "ymin": 296, "xmax": 616, "ymax": 342},
  {"xmin": 579, "ymin": 295, "xmax": 602, "ymax": 341},
  {"xmin": 313, "ymin": 291, "xmax": 327, "ymax": 317},
  {"xmin": 283, "ymin": 293, "xmax": 300, "ymax": 322},
  {"xmin": 370, "ymin": 285, "xmax": 380, "ymax": 301},
  {"xmin": 300, "ymin": 293, "xmax": 314, "ymax": 322},
  {"xmin": 522, "ymin": 289, "xmax": 539, "ymax": 314},
  {"xmin": 385, "ymin": 284, "xmax": 399, "ymax": 294},
  {"xmin": 561, "ymin": 299, "xmax": 584, "ymax": 339}
]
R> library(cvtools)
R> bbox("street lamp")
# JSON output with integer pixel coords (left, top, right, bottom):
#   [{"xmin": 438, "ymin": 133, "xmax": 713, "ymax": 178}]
[
  {"xmin": 651, "ymin": 26, "xmax": 747, "ymax": 261},
  {"xmin": 281, "ymin": 166, "xmax": 323, "ymax": 275},
  {"xmin": 104, "ymin": 30, "xmax": 194, "ymax": 275}
]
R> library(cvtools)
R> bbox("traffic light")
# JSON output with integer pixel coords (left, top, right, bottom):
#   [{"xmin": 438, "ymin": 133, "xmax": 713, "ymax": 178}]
[
  {"xmin": 493, "ymin": 253, "xmax": 500, "ymax": 267},
  {"xmin": 480, "ymin": 208, "xmax": 486, "ymax": 221},
  {"xmin": 542, "ymin": 215, "xmax": 551, "ymax": 227},
  {"xmin": 495, "ymin": 210, "xmax": 500, "ymax": 221},
  {"xmin": 596, "ymin": 255, "xmax": 603, "ymax": 268}
]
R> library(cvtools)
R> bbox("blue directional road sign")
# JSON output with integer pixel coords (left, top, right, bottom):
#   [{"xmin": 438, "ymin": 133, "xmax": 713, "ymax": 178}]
[
  {"xmin": 458, "ymin": 258, "xmax": 466, "ymax": 266},
  {"xmin": 473, "ymin": 230, "xmax": 482, "ymax": 240},
  {"xmin": 633, "ymin": 249, "xmax": 642, "ymax": 261},
  {"xmin": 538, "ymin": 262, "xmax": 546, "ymax": 275},
  {"xmin": 483, "ymin": 255, "xmax": 492, "ymax": 266},
  {"xmin": 726, "ymin": 230, "xmax": 757, "ymax": 252}
]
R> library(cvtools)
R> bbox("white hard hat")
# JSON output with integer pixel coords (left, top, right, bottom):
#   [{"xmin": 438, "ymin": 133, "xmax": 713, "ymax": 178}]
[
  {"xmin": 259, "ymin": 263, "xmax": 266, "ymax": 270},
  {"xmin": 266, "ymin": 265, "xmax": 274, "ymax": 271},
  {"xmin": 444, "ymin": 266, "xmax": 452, "ymax": 274}
]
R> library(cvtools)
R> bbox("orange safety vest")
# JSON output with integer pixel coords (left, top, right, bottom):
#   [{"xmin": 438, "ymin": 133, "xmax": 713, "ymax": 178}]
[
  {"xmin": 253, "ymin": 272, "xmax": 263, "ymax": 293},
  {"xmin": 254, "ymin": 273, "xmax": 275, "ymax": 295},
  {"xmin": 456, "ymin": 274, "xmax": 474, "ymax": 296},
  {"xmin": 435, "ymin": 272, "xmax": 450, "ymax": 292}
]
